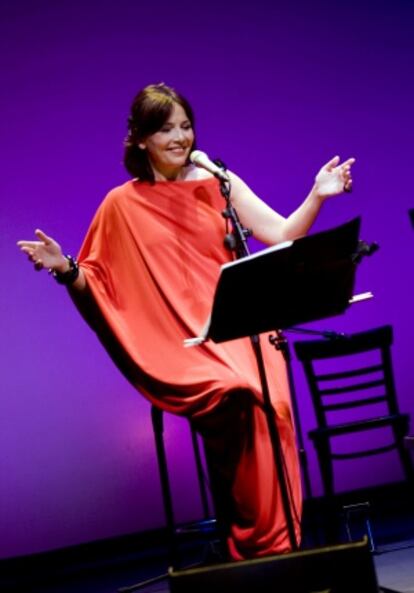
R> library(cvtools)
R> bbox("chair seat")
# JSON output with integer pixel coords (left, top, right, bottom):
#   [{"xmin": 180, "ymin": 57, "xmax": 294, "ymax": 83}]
[{"xmin": 309, "ymin": 413, "xmax": 410, "ymax": 440}]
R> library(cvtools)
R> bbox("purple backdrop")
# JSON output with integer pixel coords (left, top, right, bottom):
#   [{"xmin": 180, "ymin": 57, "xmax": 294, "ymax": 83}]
[{"xmin": 1, "ymin": 0, "xmax": 413, "ymax": 558}]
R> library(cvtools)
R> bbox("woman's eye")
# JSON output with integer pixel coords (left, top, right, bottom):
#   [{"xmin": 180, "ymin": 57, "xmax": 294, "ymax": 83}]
[{"xmin": 159, "ymin": 122, "xmax": 191, "ymax": 133}]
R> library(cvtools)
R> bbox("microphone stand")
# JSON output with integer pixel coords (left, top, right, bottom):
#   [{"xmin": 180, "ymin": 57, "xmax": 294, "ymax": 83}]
[{"xmin": 218, "ymin": 173, "xmax": 299, "ymax": 552}]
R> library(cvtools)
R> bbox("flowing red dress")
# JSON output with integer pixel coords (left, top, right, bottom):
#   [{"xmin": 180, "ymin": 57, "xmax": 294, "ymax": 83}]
[{"xmin": 75, "ymin": 176, "xmax": 302, "ymax": 559}]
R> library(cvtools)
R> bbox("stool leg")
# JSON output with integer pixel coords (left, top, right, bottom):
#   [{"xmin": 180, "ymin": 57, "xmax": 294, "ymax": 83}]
[
  {"xmin": 190, "ymin": 425, "xmax": 211, "ymax": 520},
  {"xmin": 151, "ymin": 406, "xmax": 179, "ymax": 568}
]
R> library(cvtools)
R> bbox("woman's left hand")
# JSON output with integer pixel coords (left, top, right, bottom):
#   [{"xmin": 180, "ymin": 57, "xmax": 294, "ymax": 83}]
[{"xmin": 314, "ymin": 155, "xmax": 355, "ymax": 199}]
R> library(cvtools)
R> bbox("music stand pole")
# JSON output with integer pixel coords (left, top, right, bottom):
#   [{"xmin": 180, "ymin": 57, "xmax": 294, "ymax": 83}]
[
  {"xmin": 269, "ymin": 330, "xmax": 313, "ymax": 500},
  {"xmin": 199, "ymin": 207, "xmax": 371, "ymax": 555},
  {"xmin": 219, "ymin": 176, "xmax": 299, "ymax": 551}
]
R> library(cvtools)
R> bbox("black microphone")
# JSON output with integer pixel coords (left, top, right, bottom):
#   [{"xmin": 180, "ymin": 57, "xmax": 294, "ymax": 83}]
[{"xmin": 189, "ymin": 150, "xmax": 230, "ymax": 182}]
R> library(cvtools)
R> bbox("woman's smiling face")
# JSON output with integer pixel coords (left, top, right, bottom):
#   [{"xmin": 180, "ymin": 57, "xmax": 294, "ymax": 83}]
[{"xmin": 139, "ymin": 102, "xmax": 195, "ymax": 180}]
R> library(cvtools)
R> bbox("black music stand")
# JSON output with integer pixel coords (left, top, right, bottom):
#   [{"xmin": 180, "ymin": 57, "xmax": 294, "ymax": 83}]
[
  {"xmin": 207, "ymin": 217, "xmax": 362, "ymax": 341},
  {"xmin": 185, "ymin": 217, "xmax": 370, "ymax": 552}
]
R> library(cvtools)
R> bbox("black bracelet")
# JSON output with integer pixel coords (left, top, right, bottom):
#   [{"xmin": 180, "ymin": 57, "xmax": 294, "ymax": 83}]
[{"xmin": 51, "ymin": 255, "xmax": 80, "ymax": 285}]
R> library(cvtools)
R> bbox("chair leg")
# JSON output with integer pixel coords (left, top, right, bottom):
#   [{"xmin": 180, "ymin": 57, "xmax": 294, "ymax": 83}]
[
  {"xmin": 396, "ymin": 438, "xmax": 414, "ymax": 484},
  {"xmin": 315, "ymin": 440, "xmax": 335, "ymax": 498}
]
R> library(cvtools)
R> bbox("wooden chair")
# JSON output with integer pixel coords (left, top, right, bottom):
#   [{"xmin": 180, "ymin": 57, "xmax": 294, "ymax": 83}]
[{"xmin": 293, "ymin": 325, "xmax": 413, "ymax": 498}]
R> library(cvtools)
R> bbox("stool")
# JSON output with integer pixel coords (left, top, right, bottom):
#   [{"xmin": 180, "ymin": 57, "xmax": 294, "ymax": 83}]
[{"xmin": 151, "ymin": 405, "xmax": 219, "ymax": 569}]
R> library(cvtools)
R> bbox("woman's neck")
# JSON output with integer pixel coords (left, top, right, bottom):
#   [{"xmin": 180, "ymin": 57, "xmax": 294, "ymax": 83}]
[
  {"xmin": 152, "ymin": 167, "xmax": 186, "ymax": 181},
  {"xmin": 151, "ymin": 164, "xmax": 212, "ymax": 182}
]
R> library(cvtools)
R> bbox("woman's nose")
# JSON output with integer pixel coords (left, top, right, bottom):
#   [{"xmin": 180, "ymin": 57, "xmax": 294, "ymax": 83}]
[{"xmin": 172, "ymin": 127, "xmax": 185, "ymax": 141}]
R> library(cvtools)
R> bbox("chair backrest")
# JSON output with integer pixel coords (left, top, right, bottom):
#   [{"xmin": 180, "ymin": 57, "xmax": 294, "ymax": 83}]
[{"xmin": 293, "ymin": 325, "xmax": 400, "ymax": 430}]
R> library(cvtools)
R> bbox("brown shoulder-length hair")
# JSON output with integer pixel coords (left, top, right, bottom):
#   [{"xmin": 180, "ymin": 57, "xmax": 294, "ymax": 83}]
[{"xmin": 124, "ymin": 83, "xmax": 196, "ymax": 182}]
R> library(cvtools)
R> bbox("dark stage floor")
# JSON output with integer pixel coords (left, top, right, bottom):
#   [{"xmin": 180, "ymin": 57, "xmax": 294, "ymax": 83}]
[{"xmin": 2, "ymin": 482, "xmax": 414, "ymax": 593}]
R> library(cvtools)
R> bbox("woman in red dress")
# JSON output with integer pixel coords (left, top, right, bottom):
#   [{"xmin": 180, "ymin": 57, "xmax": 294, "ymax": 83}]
[{"xmin": 17, "ymin": 83, "xmax": 354, "ymax": 560}]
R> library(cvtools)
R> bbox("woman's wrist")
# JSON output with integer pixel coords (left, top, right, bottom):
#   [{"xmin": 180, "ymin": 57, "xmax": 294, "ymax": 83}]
[
  {"xmin": 51, "ymin": 255, "xmax": 80, "ymax": 285},
  {"xmin": 309, "ymin": 184, "xmax": 325, "ymax": 204},
  {"xmin": 53, "ymin": 255, "xmax": 72, "ymax": 274}
]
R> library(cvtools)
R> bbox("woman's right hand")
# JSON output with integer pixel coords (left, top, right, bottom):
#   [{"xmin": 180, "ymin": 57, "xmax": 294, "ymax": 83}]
[{"xmin": 17, "ymin": 229, "xmax": 69, "ymax": 273}]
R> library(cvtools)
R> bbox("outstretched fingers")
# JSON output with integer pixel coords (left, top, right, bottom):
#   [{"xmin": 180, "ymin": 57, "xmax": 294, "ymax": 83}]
[
  {"xmin": 17, "ymin": 229, "xmax": 51, "ymax": 270},
  {"xmin": 341, "ymin": 157, "xmax": 356, "ymax": 168},
  {"xmin": 323, "ymin": 155, "xmax": 341, "ymax": 171},
  {"xmin": 315, "ymin": 155, "xmax": 356, "ymax": 196},
  {"xmin": 34, "ymin": 228, "xmax": 51, "ymax": 244},
  {"xmin": 340, "ymin": 158, "xmax": 355, "ymax": 193},
  {"xmin": 17, "ymin": 244, "xmax": 44, "ymax": 269},
  {"xmin": 323, "ymin": 156, "xmax": 356, "ymax": 171},
  {"xmin": 17, "ymin": 229, "xmax": 50, "ymax": 250}
]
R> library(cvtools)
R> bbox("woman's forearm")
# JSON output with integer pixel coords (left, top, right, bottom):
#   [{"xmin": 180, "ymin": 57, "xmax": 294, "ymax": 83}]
[{"xmin": 280, "ymin": 184, "xmax": 324, "ymax": 242}]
